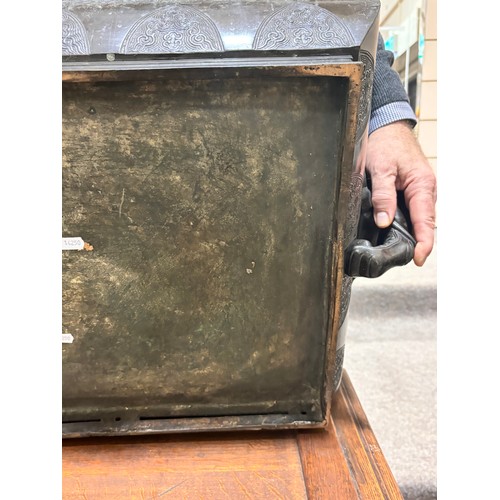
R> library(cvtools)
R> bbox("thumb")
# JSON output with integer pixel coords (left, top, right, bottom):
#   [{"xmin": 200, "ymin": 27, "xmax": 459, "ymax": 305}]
[{"xmin": 369, "ymin": 174, "xmax": 397, "ymax": 229}]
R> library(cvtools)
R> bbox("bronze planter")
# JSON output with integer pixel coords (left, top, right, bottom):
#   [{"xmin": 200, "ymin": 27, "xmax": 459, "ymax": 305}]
[{"xmin": 62, "ymin": 0, "xmax": 380, "ymax": 438}]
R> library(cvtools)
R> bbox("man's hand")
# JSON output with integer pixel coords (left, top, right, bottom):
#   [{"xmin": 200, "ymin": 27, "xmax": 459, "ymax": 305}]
[{"xmin": 365, "ymin": 120, "xmax": 437, "ymax": 266}]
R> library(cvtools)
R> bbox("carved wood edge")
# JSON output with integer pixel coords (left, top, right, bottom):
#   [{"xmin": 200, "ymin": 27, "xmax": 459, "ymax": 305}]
[
  {"xmin": 334, "ymin": 370, "xmax": 404, "ymax": 499},
  {"xmin": 296, "ymin": 370, "xmax": 404, "ymax": 499}
]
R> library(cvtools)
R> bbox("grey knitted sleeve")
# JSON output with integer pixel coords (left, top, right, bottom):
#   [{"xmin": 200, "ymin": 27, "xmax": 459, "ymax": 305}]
[{"xmin": 371, "ymin": 33, "xmax": 411, "ymax": 112}]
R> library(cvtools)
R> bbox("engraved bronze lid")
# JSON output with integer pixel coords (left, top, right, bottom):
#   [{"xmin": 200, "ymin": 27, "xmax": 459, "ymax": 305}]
[{"xmin": 62, "ymin": 0, "xmax": 380, "ymax": 58}]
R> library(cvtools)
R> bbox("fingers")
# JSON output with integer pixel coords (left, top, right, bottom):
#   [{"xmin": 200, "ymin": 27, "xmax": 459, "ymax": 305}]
[
  {"xmin": 365, "ymin": 123, "xmax": 400, "ymax": 229},
  {"xmin": 370, "ymin": 168, "xmax": 436, "ymax": 266},
  {"xmin": 409, "ymin": 213, "xmax": 436, "ymax": 266},
  {"xmin": 368, "ymin": 172, "xmax": 397, "ymax": 228},
  {"xmin": 414, "ymin": 240, "xmax": 434, "ymax": 267},
  {"xmin": 366, "ymin": 121, "xmax": 437, "ymax": 266},
  {"xmin": 404, "ymin": 172, "xmax": 437, "ymax": 266}
]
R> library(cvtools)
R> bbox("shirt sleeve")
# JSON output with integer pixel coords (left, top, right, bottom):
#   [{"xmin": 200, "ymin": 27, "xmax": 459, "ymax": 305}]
[
  {"xmin": 369, "ymin": 101, "xmax": 417, "ymax": 135},
  {"xmin": 369, "ymin": 33, "xmax": 417, "ymax": 135}
]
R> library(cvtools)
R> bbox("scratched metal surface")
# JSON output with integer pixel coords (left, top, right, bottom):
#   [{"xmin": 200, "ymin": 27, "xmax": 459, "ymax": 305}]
[
  {"xmin": 62, "ymin": 73, "xmax": 348, "ymax": 428},
  {"xmin": 61, "ymin": 0, "xmax": 380, "ymax": 56}
]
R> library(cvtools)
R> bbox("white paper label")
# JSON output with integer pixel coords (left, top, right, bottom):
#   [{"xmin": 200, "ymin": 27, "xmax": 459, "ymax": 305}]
[
  {"xmin": 62, "ymin": 333, "xmax": 74, "ymax": 344},
  {"xmin": 62, "ymin": 237, "xmax": 84, "ymax": 250}
]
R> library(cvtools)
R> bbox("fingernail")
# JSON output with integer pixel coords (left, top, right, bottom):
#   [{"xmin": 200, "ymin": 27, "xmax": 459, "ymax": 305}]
[
  {"xmin": 413, "ymin": 247, "xmax": 426, "ymax": 267},
  {"xmin": 375, "ymin": 212, "xmax": 390, "ymax": 227}
]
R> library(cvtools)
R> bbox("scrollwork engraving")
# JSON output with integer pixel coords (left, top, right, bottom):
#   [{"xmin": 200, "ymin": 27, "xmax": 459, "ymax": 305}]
[
  {"xmin": 253, "ymin": 3, "xmax": 354, "ymax": 50},
  {"xmin": 356, "ymin": 50, "xmax": 374, "ymax": 139},
  {"xmin": 121, "ymin": 6, "xmax": 224, "ymax": 54},
  {"xmin": 339, "ymin": 275, "xmax": 354, "ymax": 327},
  {"xmin": 345, "ymin": 172, "xmax": 364, "ymax": 243},
  {"xmin": 339, "ymin": 172, "xmax": 364, "ymax": 327},
  {"xmin": 62, "ymin": 10, "xmax": 90, "ymax": 55}
]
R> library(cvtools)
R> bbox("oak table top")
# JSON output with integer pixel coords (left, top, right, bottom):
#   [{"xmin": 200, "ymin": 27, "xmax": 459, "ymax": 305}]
[{"xmin": 62, "ymin": 371, "xmax": 403, "ymax": 499}]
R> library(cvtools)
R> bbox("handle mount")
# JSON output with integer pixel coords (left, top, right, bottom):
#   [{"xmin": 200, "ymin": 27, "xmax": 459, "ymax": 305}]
[{"xmin": 345, "ymin": 184, "xmax": 416, "ymax": 279}]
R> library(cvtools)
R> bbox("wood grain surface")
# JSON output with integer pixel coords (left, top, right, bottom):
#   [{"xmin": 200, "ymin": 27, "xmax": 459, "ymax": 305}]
[
  {"xmin": 63, "ymin": 431, "xmax": 306, "ymax": 499},
  {"xmin": 62, "ymin": 371, "xmax": 403, "ymax": 499}
]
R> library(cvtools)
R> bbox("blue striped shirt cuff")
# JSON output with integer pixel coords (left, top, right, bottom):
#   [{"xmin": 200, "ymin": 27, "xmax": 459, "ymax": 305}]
[{"xmin": 369, "ymin": 101, "xmax": 417, "ymax": 135}]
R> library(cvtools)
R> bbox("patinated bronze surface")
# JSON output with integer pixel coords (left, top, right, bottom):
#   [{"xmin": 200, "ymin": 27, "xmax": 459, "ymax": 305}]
[{"xmin": 62, "ymin": 0, "xmax": 379, "ymax": 437}]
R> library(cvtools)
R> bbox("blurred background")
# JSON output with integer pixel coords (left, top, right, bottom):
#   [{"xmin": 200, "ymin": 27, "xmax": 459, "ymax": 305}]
[
  {"xmin": 378, "ymin": 0, "xmax": 437, "ymax": 172},
  {"xmin": 344, "ymin": 1, "xmax": 437, "ymax": 499}
]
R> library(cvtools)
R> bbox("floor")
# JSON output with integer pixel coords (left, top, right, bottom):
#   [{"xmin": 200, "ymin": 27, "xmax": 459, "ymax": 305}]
[{"xmin": 344, "ymin": 234, "xmax": 437, "ymax": 499}]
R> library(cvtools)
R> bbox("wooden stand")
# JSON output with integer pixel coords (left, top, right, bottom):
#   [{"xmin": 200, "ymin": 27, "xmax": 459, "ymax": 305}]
[{"xmin": 62, "ymin": 371, "xmax": 403, "ymax": 499}]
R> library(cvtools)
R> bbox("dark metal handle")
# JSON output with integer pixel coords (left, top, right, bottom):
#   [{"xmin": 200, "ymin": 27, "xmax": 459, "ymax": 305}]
[{"xmin": 345, "ymin": 186, "xmax": 416, "ymax": 279}]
